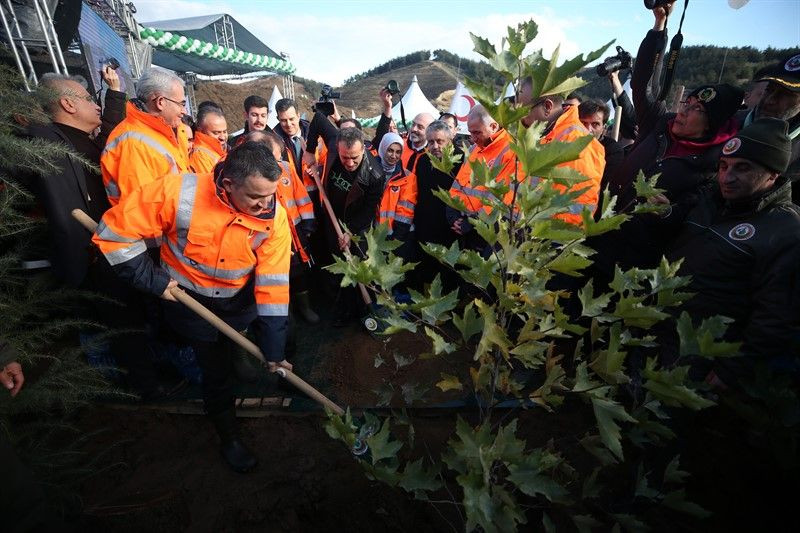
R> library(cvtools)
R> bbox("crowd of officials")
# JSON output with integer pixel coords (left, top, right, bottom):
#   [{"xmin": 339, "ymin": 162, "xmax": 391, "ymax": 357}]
[{"xmin": 3, "ymin": 3, "xmax": 799, "ymax": 473}]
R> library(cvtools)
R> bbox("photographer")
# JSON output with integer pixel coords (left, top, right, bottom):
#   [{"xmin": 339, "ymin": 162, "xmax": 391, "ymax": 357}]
[
  {"xmin": 590, "ymin": 0, "xmax": 744, "ymax": 279},
  {"xmin": 372, "ymin": 86, "xmax": 434, "ymax": 173}
]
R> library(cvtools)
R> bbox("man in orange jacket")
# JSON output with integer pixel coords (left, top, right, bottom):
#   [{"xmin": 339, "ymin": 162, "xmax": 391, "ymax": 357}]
[
  {"xmin": 247, "ymin": 130, "xmax": 320, "ymax": 325},
  {"xmin": 519, "ymin": 78, "xmax": 606, "ymax": 224},
  {"xmin": 190, "ymin": 105, "xmax": 228, "ymax": 173},
  {"xmin": 447, "ymin": 105, "xmax": 518, "ymax": 250},
  {"xmin": 101, "ymin": 68, "xmax": 191, "ymax": 205},
  {"xmin": 93, "ymin": 142, "xmax": 292, "ymax": 473}
]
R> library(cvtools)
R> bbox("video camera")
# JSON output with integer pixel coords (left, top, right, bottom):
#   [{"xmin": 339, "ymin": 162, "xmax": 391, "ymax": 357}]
[
  {"xmin": 312, "ymin": 84, "xmax": 341, "ymax": 116},
  {"xmin": 643, "ymin": 0, "xmax": 672, "ymax": 8},
  {"xmin": 596, "ymin": 46, "xmax": 633, "ymax": 77},
  {"xmin": 384, "ymin": 80, "xmax": 400, "ymax": 96}
]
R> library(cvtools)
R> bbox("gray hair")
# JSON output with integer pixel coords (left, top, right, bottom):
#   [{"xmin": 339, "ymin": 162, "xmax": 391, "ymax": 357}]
[
  {"xmin": 135, "ymin": 68, "xmax": 183, "ymax": 101},
  {"xmin": 426, "ymin": 120, "xmax": 453, "ymax": 140},
  {"xmin": 467, "ymin": 105, "xmax": 497, "ymax": 126},
  {"xmin": 38, "ymin": 73, "xmax": 89, "ymax": 114}
]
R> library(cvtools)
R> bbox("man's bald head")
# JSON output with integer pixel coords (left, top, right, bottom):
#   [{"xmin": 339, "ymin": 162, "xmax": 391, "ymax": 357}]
[
  {"xmin": 39, "ymin": 73, "xmax": 102, "ymax": 133},
  {"xmin": 408, "ymin": 112, "xmax": 435, "ymax": 149}
]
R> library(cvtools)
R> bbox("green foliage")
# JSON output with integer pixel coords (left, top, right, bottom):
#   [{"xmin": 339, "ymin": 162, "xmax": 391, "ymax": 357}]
[
  {"xmin": 323, "ymin": 21, "xmax": 750, "ymax": 531},
  {"xmin": 0, "ymin": 65, "xmax": 118, "ymax": 510}
]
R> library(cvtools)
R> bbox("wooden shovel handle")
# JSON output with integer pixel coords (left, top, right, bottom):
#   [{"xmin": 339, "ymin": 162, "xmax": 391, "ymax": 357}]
[
  {"xmin": 309, "ymin": 164, "xmax": 373, "ymax": 305},
  {"xmin": 70, "ymin": 209, "xmax": 346, "ymax": 416}
]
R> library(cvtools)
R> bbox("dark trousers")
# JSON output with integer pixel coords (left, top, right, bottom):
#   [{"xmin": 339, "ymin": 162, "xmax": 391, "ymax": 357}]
[{"xmin": 188, "ymin": 335, "xmax": 237, "ymax": 416}]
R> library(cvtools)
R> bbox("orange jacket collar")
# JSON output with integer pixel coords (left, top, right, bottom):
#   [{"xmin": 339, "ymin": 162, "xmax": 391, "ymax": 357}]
[
  {"xmin": 194, "ymin": 130, "xmax": 226, "ymax": 157},
  {"xmin": 124, "ymin": 101, "xmax": 180, "ymax": 147},
  {"xmin": 473, "ymin": 128, "xmax": 512, "ymax": 157}
]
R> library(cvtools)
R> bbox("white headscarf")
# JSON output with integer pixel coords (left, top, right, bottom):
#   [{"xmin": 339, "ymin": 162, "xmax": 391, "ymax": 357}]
[{"xmin": 378, "ymin": 132, "xmax": 404, "ymax": 173}]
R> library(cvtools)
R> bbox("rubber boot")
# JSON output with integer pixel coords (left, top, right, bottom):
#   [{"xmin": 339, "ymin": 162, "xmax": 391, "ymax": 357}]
[
  {"xmin": 294, "ymin": 290, "xmax": 320, "ymax": 324},
  {"xmin": 209, "ymin": 410, "xmax": 258, "ymax": 473}
]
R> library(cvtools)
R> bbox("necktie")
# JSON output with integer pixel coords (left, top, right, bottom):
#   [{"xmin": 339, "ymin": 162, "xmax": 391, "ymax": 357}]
[{"xmin": 292, "ymin": 136, "xmax": 302, "ymax": 160}]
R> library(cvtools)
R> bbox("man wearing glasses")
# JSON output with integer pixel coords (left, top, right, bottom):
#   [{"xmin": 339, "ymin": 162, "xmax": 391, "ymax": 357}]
[{"xmin": 101, "ymin": 68, "xmax": 191, "ymax": 205}]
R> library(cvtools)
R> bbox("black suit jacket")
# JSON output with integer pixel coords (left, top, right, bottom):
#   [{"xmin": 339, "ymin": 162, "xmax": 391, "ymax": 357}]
[{"xmin": 22, "ymin": 90, "xmax": 126, "ymax": 287}]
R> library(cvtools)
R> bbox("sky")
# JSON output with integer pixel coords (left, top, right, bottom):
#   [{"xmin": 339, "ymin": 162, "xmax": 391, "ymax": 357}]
[{"xmin": 134, "ymin": 0, "xmax": 800, "ymax": 86}]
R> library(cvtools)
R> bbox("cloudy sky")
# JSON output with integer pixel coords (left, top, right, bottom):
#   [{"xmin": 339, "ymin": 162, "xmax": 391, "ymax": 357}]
[{"xmin": 135, "ymin": 0, "xmax": 800, "ymax": 86}]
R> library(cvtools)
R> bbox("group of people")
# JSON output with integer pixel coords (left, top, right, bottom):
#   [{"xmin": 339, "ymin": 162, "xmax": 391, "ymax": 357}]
[{"xmin": 8, "ymin": 1, "xmax": 800, "ymax": 473}]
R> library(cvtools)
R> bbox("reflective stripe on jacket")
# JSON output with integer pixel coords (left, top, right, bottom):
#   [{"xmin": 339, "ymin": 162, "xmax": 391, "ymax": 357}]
[
  {"xmin": 538, "ymin": 105, "xmax": 606, "ymax": 224},
  {"xmin": 101, "ymin": 102, "xmax": 190, "ymax": 205},
  {"xmin": 92, "ymin": 172, "xmax": 291, "ymax": 322},
  {"xmin": 378, "ymin": 167, "xmax": 417, "ymax": 238},
  {"xmin": 449, "ymin": 129, "xmax": 517, "ymax": 216},
  {"xmin": 189, "ymin": 130, "xmax": 225, "ymax": 174},
  {"xmin": 276, "ymin": 160, "xmax": 314, "ymax": 263}
]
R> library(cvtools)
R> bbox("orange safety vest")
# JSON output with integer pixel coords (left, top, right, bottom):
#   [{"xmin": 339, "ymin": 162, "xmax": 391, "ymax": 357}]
[
  {"xmin": 101, "ymin": 102, "xmax": 190, "ymax": 205},
  {"xmin": 93, "ymin": 172, "xmax": 291, "ymax": 317},
  {"xmin": 378, "ymin": 168, "xmax": 417, "ymax": 235},
  {"xmin": 449, "ymin": 129, "xmax": 517, "ymax": 216},
  {"xmin": 538, "ymin": 105, "xmax": 606, "ymax": 225},
  {"xmin": 275, "ymin": 160, "xmax": 314, "ymax": 263},
  {"xmin": 189, "ymin": 130, "xmax": 226, "ymax": 174}
]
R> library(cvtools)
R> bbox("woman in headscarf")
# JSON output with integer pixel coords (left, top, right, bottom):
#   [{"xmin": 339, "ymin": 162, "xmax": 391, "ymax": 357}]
[{"xmin": 376, "ymin": 132, "xmax": 417, "ymax": 263}]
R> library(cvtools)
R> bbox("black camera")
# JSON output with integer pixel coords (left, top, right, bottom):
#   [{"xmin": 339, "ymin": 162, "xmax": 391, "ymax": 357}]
[
  {"xmin": 643, "ymin": 0, "xmax": 672, "ymax": 8},
  {"xmin": 384, "ymin": 80, "xmax": 400, "ymax": 96},
  {"xmin": 102, "ymin": 57, "xmax": 120, "ymax": 70},
  {"xmin": 596, "ymin": 45, "xmax": 633, "ymax": 77},
  {"xmin": 313, "ymin": 84, "xmax": 341, "ymax": 116}
]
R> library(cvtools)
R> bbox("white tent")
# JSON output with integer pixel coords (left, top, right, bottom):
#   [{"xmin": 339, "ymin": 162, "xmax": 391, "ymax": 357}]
[
  {"xmin": 496, "ymin": 82, "xmax": 516, "ymax": 104},
  {"xmin": 391, "ymin": 75, "xmax": 440, "ymax": 127},
  {"xmin": 447, "ymin": 81, "xmax": 477, "ymax": 135},
  {"xmin": 267, "ymin": 85, "xmax": 283, "ymax": 129}
]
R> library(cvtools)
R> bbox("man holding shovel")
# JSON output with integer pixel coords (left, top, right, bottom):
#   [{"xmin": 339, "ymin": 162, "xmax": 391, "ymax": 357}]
[{"xmin": 92, "ymin": 142, "xmax": 292, "ymax": 473}]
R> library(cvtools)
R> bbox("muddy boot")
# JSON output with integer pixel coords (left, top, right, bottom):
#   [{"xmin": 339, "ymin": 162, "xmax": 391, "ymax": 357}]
[
  {"xmin": 209, "ymin": 410, "xmax": 257, "ymax": 473},
  {"xmin": 232, "ymin": 340, "xmax": 260, "ymax": 383},
  {"xmin": 294, "ymin": 290, "xmax": 320, "ymax": 324}
]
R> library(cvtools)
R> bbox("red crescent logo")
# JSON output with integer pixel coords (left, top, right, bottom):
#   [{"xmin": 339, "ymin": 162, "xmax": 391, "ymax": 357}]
[{"xmin": 455, "ymin": 94, "xmax": 476, "ymax": 122}]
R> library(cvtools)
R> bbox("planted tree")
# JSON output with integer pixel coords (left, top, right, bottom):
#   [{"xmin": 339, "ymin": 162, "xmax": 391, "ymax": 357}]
[{"xmin": 323, "ymin": 21, "xmax": 743, "ymax": 531}]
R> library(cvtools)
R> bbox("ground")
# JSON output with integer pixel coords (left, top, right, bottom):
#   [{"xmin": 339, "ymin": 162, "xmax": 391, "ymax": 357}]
[{"xmin": 67, "ymin": 297, "xmax": 798, "ymax": 532}]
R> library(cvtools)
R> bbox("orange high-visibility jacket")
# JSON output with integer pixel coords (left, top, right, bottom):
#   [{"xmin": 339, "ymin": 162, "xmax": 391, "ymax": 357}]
[
  {"xmin": 189, "ymin": 130, "xmax": 226, "ymax": 174},
  {"xmin": 449, "ymin": 129, "xmax": 517, "ymax": 216},
  {"xmin": 276, "ymin": 160, "xmax": 314, "ymax": 263},
  {"xmin": 101, "ymin": 102, "xmax": 190, "ymax": 205},
  {"xmin": 538, "ymin": 105, "xmax": 606, "ymax": 224},
  {"xmin": 378, "ymin": 167, "xmax": 417, "ymax": 239},
  {"xmin": 92, "ymin": 172, "xmax": 291, "ymax": 360}
]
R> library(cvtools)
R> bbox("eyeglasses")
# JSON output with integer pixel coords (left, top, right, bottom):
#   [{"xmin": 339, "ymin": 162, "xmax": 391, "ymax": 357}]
[
  {"xmin": 561, "ymin": 103, "xmax": 574, "ymax": 110},
  {"xmin": 65, "ymin": 92, "xmax": 96, "ymax": 103},
  {"xmin": 158, "ymin": 95, "xmax": 187, "ymax": 108},
  {"xmin": 678, "ymin": 100, "xmax": 706, "ymax": 114}
]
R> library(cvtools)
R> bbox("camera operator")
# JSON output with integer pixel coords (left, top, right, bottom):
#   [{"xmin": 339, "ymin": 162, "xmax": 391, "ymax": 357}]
[
  {"xmin": 589, "ymin": 0, "xmax": 745, "ymax": 281},
  {"xmin": 372, "ymin": 86, "xmax": 434, "ymax": 173}
]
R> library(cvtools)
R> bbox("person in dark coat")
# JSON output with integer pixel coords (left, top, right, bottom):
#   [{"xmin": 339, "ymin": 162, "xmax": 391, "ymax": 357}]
[
  {"xmin": 305, "ymin": 112, "xmax": 384, "ymax": 325},
  {"xmin": 736, "ymin": 51, "xmax": 800, "ymax": 198},
  {"xmin": 25, "ymin": 68, "xmax": 124, "ymax": 287},
  {"xmin": 589, "ymin": 2, "xmax": 744, "ymax": 281},
  {"xmin": 412, "ymin": 120, "xmax": 464, "ymax": 290},
  {"xmin": 665, "ymin": 118, "xmax": 800, "ymax": 380}
]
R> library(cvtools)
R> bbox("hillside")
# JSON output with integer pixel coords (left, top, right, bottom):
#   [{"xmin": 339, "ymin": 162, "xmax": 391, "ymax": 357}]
[
  {"xmin": 194, "ymin": 76, "xmax": 356, "ymax": 132},
  {"xmin": 336, "ymin": 60, "xmax": 460, "ymax": 118}
]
